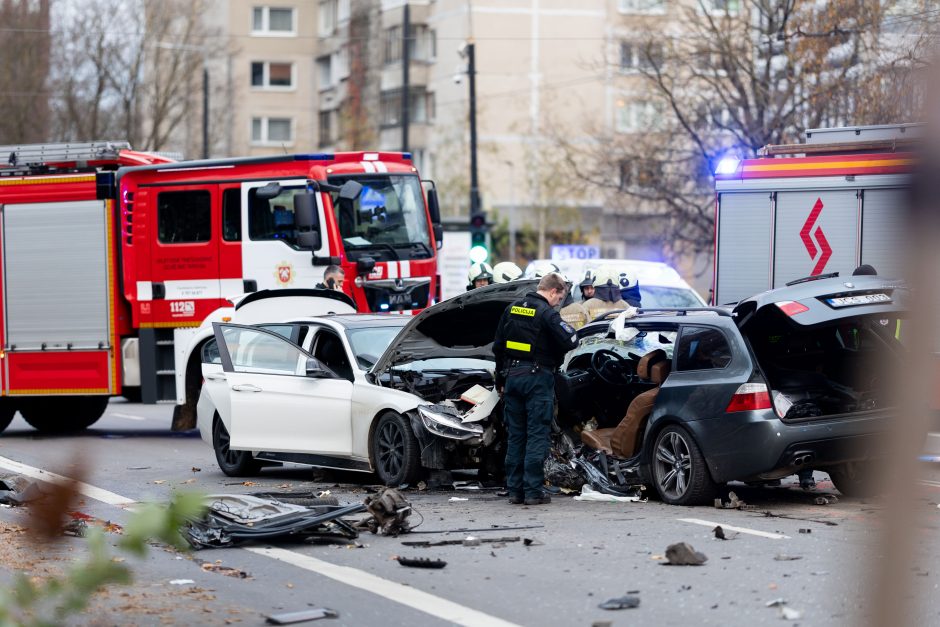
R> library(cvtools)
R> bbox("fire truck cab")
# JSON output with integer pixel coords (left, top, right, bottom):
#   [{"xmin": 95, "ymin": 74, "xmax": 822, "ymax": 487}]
[{"xmin": 712, "ymin": 124, "xmax": 915, "ymax": 305}]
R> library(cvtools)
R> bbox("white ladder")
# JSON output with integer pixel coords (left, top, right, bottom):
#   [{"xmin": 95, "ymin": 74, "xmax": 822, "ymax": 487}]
[{"xmin": 1, "ymin": 140, "xmax": 132, "ymax": 168}]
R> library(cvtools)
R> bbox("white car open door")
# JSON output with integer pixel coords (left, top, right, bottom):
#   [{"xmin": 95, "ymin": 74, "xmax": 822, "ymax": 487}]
[{"xmin": 211, "ymin": 323, "xmax": 354, "ymax": 456}]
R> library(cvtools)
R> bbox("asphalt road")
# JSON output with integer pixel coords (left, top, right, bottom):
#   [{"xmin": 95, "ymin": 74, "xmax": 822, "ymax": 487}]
[{"xmin": 2, "ymin": 399, "xmax": 940, "ymax": 626}]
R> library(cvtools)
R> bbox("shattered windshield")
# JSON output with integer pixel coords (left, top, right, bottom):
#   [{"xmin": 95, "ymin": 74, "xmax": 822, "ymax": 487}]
[{"xmin": 329, "ymin": 174, "xmax": 432, "ymax": 260}]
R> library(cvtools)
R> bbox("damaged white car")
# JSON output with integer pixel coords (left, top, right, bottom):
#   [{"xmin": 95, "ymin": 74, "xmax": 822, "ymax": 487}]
[{"xmin": 197, "ymin": 281, "xmax": 537, "ymax": 484}]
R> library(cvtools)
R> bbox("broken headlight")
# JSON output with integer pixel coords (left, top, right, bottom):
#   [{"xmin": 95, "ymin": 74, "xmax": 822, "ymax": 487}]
[{"xmin": 417, "ymin": 405, "xmax": 484, "ymax": 442}]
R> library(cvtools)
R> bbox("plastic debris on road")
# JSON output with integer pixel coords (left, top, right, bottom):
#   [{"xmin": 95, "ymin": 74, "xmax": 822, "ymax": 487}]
[
  {"xmin": 0, "ymin": 475, "xmax": 47, "ymax": 506},
  {"xmin": 598, "ymin": 595, "xmax": 640, "ymax": 610},
  {"xmin": 573, "ymin": 484, "xmax": 643, "ymax": 503},
  {"xmin": 169, "ymin": 579, "xmax": 195, "ymax": 585},
  {"xmin": 265, "ymin": 608, "xmax": 339, "ymax": 624},
  {"xmin": 448, "ymin": 497, "xmax": 469, "ymax": 502},
  {"xmin": 662, "ymin": 542, "xmax": 707, "ymax": 566},
  {"xmin": 396, "ymin": 556, "xmax": 446, "ymax": 569}
]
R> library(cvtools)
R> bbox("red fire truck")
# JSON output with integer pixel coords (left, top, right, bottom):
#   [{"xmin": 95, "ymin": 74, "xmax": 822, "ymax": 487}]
[
  {"xmin": 0, "ymin": 142, "xmax": 442, "ymax": 432},
  {"xmin": 712, "ymin": 124, "xmax": 916, "ymax": 305}
]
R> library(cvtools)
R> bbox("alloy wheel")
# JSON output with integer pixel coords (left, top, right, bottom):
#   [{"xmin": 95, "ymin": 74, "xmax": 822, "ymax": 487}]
[
  {"xmin": 378, "ymin": 421, "xmax": 405, "ymax": 479},
  {"xmin": 655, "ymin": 431, "xmax": 693, "ymax": 500},
  {"xmin": 217, "ymin": 423, "xmax": 240, "ymax": 466}
]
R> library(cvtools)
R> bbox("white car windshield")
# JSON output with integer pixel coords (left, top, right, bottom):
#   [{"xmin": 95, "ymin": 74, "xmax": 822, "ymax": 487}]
[
  {"xmin": 346, "ymin": 326, "xmax": 406, "ymax": 369},
  {"xmin": 639, "ymin": 286, "xmax": 704, "ymax": 308}
]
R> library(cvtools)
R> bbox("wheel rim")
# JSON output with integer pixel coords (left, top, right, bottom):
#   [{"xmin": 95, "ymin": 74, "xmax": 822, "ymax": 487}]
[
  {"xmin": 217, "ymin": 423, "xmax": 241, "ymax": 466},
  {"xmin": 654, "ymin": 431, "xmax": 692, "ymax": 499},
  {"xmin": 377, "ymin": 420, "xmax": 404, "ymax": 479}
]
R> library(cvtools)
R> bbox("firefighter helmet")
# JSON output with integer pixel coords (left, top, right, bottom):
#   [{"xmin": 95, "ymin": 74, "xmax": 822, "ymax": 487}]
[
  {"xmin": 467, "ymin": 262, "xmax": 494, "ymax": 287},
  {"xmin": 618, "ymin": 271, "xmax": 638, "ymax": 289},
  {"xmin": 592, "ymin": 267, "xmax": 617, "ymax": 288},
  {"xmin": 530, "ymin": 262, "xmax": 560, "ymax": 278},
  {"xmin": 579, "ymin": 269, "xmax": 596, "ymax": 288},
  {"xmin": 492, "ymin": 261, "xmax": 523, "ymax": 283}
]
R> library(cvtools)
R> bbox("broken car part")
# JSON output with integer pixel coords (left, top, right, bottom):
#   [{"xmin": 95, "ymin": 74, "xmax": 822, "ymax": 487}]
[
  {"xmin": 396, "ymin": 556, "xmax": 447, "ymax": 569},
  {"xmin": 358, "ymin": 488, "xmax": 413, "ymax": 536},
  {"xmin": 598, "ymin": 596, "xmax": 641, "ymax": 610},
  {"xmin": 663, "ymin": 542, "xmax": 707, "ymax": 566},
  {"xmin": 0, "ymin": 475, "xmax": 47, "ymax": 506},
  {"xmin": 265, "ymin": 608, "xmax": 339, "ymax": 624},
  {"xmin": 401, "ymin": 536, "xmax": 521, "ymax": 548}
]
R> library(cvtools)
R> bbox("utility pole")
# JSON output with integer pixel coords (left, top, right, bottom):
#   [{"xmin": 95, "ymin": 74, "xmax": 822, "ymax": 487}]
[
  {"xmin": 401, "ymin": 2, "xmax": 410, "ymax": 153},
  {"xmin": 202, "ymin": 64, "xmax": 209, "ymax": 159},
  {"xmin": 468, "ymin": 40, "xmax": 480, "ymax": 216}
]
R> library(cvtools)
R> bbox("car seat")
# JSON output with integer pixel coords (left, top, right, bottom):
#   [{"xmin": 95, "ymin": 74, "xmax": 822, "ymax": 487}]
[
  {"xmin": 580, "ymin": 348, "xmax": 670, "ymax": 457},
  {"xmin": 314, "ymin": 333, "xmax": 354, "ymax": 382}
]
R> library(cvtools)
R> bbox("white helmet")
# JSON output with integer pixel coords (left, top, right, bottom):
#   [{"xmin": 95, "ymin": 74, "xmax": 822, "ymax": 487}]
[
  {"xmin": 468, "ymin": 262, "xmax": 494, "ymax": 285},
  {"xmin": 492, "ymin": 261, "xmax": 523, "ymax": 283},
  {"xmin": 592, "ymin": 266, "xmax": 618, "ymax": 288},
  {"xmin": 530, "ymin": 262, "xmax": 560, "ymax": 278},
  {"xmin": 618, "ymin": 270, "xmax": 638, "ymax": 289}
]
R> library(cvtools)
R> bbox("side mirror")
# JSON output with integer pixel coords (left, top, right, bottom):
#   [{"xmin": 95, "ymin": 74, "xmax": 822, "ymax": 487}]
[
  {"xmin": 256, "ymin": 182, "xmax": 282, "ymax": 200},
  {"xmin": 433, "ymin": 223, "xmax": 443, "ymax": 249},
  {"xmin": 305, "ymin": 357, "xmax": 331, "ymax": 378},
  {"xmin": 338, "ymin": 180, "xmax": 363, "ymax": 213},
  {"xmin": 356, "ymin": 256, "xmax": 376, "ymax": 276},
  {"xmin": 294, "ymin": 192, "xmax": 322, "ymax": 251},
  {"xmin": 425, "ymin": 185, "xmax": 441, "ymax": 224}
]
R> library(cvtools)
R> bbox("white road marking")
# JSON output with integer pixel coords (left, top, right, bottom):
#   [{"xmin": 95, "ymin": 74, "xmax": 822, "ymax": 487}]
[
  {"xmin": 0, "ymin": 455, "xmax": 519, "ymax": 626},
  {"xmin": 0, "ymin": 455, "xmax": 135, "ymax": 506},
  {"xmin": 245, "ymin": 547, "xmax": 520, "ymax": 627},
  {"xmin": 109, "ymin": 412, "xmax": 146, "ymax": 421},
  {"xmin": 919, "ymin": 479, "xmax": 940, "ymax": 488},
  {"xmin": 678, "ymin": 518, "xmax": 791, "ymax": 540}
]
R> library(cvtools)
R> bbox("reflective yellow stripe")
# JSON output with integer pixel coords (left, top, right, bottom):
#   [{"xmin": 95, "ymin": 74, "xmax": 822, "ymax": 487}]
[
  {"xmin": 510, "ymin": 306, "xmax": 536, "ymax": 317},
  {"xmin": 506, "ymin": 340, "xmax": 531, "ymax": 352},
  {"xmin": 896, "ymin": 319, "xmax": 902, "ymax": 340}
]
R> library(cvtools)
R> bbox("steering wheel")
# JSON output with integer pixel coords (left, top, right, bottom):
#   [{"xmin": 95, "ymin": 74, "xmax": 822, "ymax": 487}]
[{"xmin": 591, "ymin": 349, "xmax": 634, "ymax": 386}]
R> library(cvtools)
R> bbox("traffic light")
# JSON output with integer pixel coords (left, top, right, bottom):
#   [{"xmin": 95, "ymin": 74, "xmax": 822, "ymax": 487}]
[{"xmin": 469, "ymin": 212, "xmax": 488, "ymax": 263}]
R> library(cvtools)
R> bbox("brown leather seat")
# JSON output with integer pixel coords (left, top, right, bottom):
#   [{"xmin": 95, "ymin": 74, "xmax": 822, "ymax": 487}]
[{"xmin": 580, "ymin": 349, "xmax": 669, "ymax": 456}]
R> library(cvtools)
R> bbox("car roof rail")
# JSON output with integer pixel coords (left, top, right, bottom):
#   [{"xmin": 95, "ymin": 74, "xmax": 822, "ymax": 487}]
[
  {"xmin": 785, "ymin": 272, "xmax": 839, "ymax": 286},
  {"xmin": 589, "ymin": 307, "xmax": 731, "ymax": 324}
]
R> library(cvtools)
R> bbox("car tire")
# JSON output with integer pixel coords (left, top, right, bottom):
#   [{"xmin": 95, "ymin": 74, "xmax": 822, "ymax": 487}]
[
  {"xmin": 371, "ymin": 411, "xmax": 422, "ymax": 486},
  {"xmin": 20, "ymin": 396, "xmax": 108, "ymax": 433},
  {"xmin": 828, "ymin": 463, "xmax": 878, "ymax": 498},
  {"xmin": 212, "ymin": 416, "xmax": 261, "ymax": 477},
  {"xmin": 651, "ymin": 424, "xmax": 717, "ymax": 506},
  {"xmin": 0, "ymin": 401, "xmax": 16, "ymax": 434}
]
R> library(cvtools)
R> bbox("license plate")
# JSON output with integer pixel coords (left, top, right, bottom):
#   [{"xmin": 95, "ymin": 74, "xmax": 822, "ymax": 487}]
[{"xmin": 827, "ymin": 293, "xmax": 892, "ymax": 307}]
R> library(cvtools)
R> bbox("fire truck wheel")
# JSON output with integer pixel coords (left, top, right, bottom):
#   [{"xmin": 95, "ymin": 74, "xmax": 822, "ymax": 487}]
[
  {"xmin": 20, "ymin": 396, "xmax": 108, "ymax": 433},
  {"xmin": 0, "ymin": 402, "xmax": 16, "ymax": 434},
  {"xmin": 213, "ymin": 415, "xmax": 261, "ymax": 477}
]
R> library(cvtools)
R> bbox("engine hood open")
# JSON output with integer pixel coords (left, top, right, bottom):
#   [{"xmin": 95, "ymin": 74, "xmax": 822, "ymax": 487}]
[{"xmin": 371, "ymin": 280, "xmax": 539, "ymax": 374}]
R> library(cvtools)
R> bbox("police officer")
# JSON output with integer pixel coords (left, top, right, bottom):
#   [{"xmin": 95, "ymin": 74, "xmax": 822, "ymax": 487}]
[
  {"xmin": 467, "ymin": 262, "xmax": 494, "ymax": 290},
  {"xmin": 493, "ymin": 272, "xmax": 578, "ymax": 505}
]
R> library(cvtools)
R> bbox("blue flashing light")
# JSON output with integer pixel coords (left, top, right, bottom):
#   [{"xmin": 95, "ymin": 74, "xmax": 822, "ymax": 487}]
[
  {"xmin": 403, "ymin": 152, "xmax": 412, "ymax": 160},
  {"xmin": 379, "ymin": 303, "xmax": 390, "ymax": 311},
  {"xmin": 715, "ymin": 157, "xmax": 740, "ymax": 175},
  {"xmin": 292, "ymin": 153, "xmax": 334, "ymax": 161}
]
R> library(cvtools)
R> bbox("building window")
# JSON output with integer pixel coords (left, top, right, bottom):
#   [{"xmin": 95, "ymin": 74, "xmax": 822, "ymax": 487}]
[
  {"xmin": 618, "ymin": 159, "xmax": 658, "ymax": 191},
  {"xmin": 379, "ymin": 89, "xmax": 434, "ymax": 127},
  {"xmin": 251, "ymin": 6, "xmax": 296, "ymax": 35},
  {"xmin": 617, "ymin": 0, "xmax": 666, "ymax": 14},
  {"xmin": 619, "ymin": 41, "xmax": 664, "ymax": 71},
  {"xmin": 250, "ymin": 61, "xmax": 294, "ymax": 89},
  {"xmin": 319, "ymin": 0, "xmax": 337, "ymax": 36},
  {"xmin": 222, "ymin": 189, "xmax": 241, "ymax": 241},
  {"xmin": 158, "ymin": 191, "xmax": 211, "ymax": 244},
  {"xmin": 615, "ymin": 99, "xmax": 664, "ymax": 133},
  {"xmin": 319, "ymin": 111, "xmax": 333, "ymax": 147},
  {"xmin": 676, "ymin": 326, "xmax": 732, "ymax": 371},
  {"xmin": 316, "ymin": 56, "xmax": 332, "ymax": 89},
  {"xmin": 251, "ymin": 117, "xmax": 293, "ymax": 144},
  {"xmin": 385, "ymin": 25, "xmax": 436, "ymax": 65}
]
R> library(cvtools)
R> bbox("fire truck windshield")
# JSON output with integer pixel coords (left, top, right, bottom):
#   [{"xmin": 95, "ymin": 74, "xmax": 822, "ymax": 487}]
[{"xmin": 328, "ymin": 174, "xmax": 432, "ymax": 261}]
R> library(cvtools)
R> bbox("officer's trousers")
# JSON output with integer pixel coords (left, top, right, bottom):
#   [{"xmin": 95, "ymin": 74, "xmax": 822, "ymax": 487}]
[{"xmin": 503, "ymin": 368, "xmax": 554, "ymax": 499}]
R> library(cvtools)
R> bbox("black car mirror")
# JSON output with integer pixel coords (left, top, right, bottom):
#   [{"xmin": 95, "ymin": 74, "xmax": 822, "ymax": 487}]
[
  {"xmin": 294, "ymin": 192, "xmax": 322, "ymax": 251},
  {"xmin": 255, "ymin": 182, "xmax": 282, "ymax": 200},
  {"xmin": 356, "ymin": 256, "xmax": 376, "ymax": 276},
  {"xmin": 305, "ymin": 357, "xmax": 332, "ymax": 378}
]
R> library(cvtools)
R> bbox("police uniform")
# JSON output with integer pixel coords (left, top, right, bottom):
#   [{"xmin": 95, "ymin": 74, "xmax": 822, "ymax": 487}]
[{"xmin": 493, "ymin": 291, "xmax": 579, "ymax": 503}]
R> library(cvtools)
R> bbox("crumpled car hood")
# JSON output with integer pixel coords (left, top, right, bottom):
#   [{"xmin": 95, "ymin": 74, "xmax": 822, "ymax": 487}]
[{"xmin": 371, "ymin": 280, "xmax": 539, "ymax": 374}]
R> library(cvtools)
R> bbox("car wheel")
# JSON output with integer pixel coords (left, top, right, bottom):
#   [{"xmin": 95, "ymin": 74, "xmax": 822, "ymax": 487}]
[
  {"xmin": 212, "ymin": 416, "xmax": 261, "ymax": 477},
  {"xmin": 651, "ymin": 424, "xmax": 717, "ymax": 505},
  {"xmin": 828, "ymin": 463, "xmax": 878, "ymax": 498},
  {"xmin": 371, "ymin": 412, "xmax": 421, "ymax": 486},
  {"xmin": 0, "ymin": 401, "xmax": 16, "ymax": 435},
  {"xmin": 20, "ymin": 396, "xmax": 108, "ymax": 433}
]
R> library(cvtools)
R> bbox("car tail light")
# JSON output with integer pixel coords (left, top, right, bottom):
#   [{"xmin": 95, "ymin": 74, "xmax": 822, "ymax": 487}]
[
  {"xmin": 726, "ymin": 382, "xmax": 772, "ymax": 413},
  {"xmin": 776, "ymin": 300, "xmax": 809, "ymax": 316}
]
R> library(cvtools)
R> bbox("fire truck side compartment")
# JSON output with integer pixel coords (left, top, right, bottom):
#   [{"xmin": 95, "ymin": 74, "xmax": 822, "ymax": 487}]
[{"xmin": 715, "ymin": 192, "xmax": 772, "ymax": 305}]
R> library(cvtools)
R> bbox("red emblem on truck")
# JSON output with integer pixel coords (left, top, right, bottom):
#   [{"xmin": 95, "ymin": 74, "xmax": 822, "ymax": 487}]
[
  {"xmin": 800, "ymin": 198, "xmax": 832, "ymax": 275},
  {"xmin": 275, "ymin": 262, "xmax": 294, "ymax": 286}
]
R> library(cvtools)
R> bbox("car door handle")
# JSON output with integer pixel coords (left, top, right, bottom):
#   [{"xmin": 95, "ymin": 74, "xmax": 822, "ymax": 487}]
[
  {"xmin": 232, "ymin": 384, "xmax": 262, "ymax": 393},
  {"xmin": 205, "ymin": 373, "xmax": 227, "ymax": 381}
]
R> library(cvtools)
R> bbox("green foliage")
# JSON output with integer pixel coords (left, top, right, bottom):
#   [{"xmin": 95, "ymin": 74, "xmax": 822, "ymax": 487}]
[{"xmin": 0, "ymin": 491, "xmax": 206, "ymax": 626}]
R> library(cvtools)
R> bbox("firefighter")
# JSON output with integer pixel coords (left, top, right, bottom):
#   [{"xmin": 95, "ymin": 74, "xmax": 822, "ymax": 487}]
[
  {"xmin": 492, "ymin": 261, "xmax": 524, "ymax": 283},
  {"xmin": 467, "ymin": 262, "xmax": 494, "ymax": 290},
  {"xmin": 579, "ymin": 270, "xmax": 596, "ymax": 301},
  {"xmin": 618, "ymin": 271, "xmax": 642, "ymax": 307},
  {"xmin": 316, "ymin": 265, "xmax": 345, "ymax": 291},
  {"xmin": 493, "ymin": 272, "xmax": 578, "ymax": 506},
  {"xmin": 560, "ymin": 270, "xmax": 593, "ymax": 329},
  {"xmin": 530, "ymin": 262, "xmax": 560, "ymax": 278},
  {"xmin": 583, "ymin": 268, "xmax": 628, "ymax": 322}
]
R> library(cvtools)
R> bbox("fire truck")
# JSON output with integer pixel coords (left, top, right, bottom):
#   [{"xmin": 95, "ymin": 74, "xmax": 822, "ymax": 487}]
[
  {"xmin": 0, "ymin": 142, "xmax": 442, "ymax": 433},
  {"xmin": 712, "ymin": 124, "xmax": 916, "ymax": 305}
]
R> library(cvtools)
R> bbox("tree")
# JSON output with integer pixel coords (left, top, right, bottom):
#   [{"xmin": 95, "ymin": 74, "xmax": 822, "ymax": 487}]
[
  {"xmin": 0, "ymin": 0, "xmax": 51, "ymax": 144},
  {"xmin": 557, "ymin": 0, "xmax": 934, "ymax": 268}
]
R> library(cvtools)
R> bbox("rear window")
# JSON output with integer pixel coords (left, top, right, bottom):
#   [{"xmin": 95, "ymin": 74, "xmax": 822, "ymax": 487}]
[{"xmin": 676, "ymin": 326, "xmax": 731, "ymax": 371}]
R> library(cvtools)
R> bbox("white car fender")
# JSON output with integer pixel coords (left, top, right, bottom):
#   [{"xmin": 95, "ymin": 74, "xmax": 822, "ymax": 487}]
[{"xmin": 350, "ymin": 383, "xmax": 423, "ymax": 460}]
